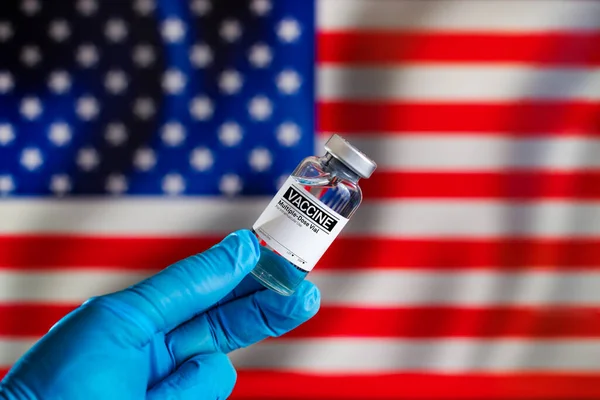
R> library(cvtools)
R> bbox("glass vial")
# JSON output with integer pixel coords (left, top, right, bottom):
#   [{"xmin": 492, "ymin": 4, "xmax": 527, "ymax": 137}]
[{"xmin": 250, "ymin": 134, "xmax": 377, "ymax": 295}]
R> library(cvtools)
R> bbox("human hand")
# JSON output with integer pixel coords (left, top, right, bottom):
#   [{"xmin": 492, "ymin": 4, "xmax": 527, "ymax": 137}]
[{"xmin": 0, "ymin": 229, "xmax": 320, "ymax": 400}]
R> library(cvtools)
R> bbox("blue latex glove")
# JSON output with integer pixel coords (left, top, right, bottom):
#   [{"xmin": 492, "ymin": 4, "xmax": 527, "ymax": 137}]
[{"xmin": 0, "ymin": 229, "xmax": 320, "ymax": 400}]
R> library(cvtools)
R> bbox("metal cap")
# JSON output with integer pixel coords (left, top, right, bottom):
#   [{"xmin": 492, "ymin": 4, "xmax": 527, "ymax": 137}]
[{"xmin": 324, "ymin": 134, "xmax": 377, "ymax": 179}]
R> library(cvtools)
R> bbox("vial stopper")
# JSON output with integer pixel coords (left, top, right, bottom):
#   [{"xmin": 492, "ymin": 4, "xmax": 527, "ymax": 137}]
[{"xmin": 324, "ymin": 134, "xmax": 377, "ymax": 178}]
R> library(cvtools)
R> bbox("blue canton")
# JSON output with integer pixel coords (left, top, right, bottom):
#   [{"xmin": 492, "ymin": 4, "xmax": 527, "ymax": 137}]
[{"xmin": 0, "ymin": 0, "xmax": 315, "ymax": 197}]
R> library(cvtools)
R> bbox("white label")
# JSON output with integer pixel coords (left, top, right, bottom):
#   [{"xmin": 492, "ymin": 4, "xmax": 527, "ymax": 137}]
[{"xmin": 252, "ymin": 176, "xmax": 349, "ymax": 272}]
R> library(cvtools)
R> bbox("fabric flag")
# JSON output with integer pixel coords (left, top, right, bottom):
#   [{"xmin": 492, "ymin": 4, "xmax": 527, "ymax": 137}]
[{"xmin": 1, "ymin": 0, "xmax": 600, "ymax": 398}]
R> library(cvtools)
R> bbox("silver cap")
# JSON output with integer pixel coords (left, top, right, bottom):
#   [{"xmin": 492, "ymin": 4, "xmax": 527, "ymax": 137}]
[{"xmin": 324, "ymin": 134, "xmax": 377, "ymax": 179}]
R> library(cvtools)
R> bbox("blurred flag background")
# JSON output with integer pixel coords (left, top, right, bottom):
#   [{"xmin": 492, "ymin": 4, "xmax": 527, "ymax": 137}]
[{"xmin": 1, "ymin": 0, "xmax": 600, "ymax": 398}]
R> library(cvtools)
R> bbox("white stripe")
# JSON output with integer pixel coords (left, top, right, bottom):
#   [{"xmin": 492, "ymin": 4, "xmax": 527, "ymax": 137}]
[
  {"xmin": 318, "ymin": 0, "xmax": 600, "ymax": 31},
  {"xmin": 314, "ymin": 271, "xmax": 600, "ymax": 307},
  {"xmin": 231, "ymin": 339, "xmax": 600, "ymax": 372},
  {"xmin": 347, "ymin": 201, "xmax": 600, "ymax": 237},
  {"xmin": 0, "ymin": 270, "xmax": 598, "ymax": 307},
  {"xmin": 318, "ymin": 66, "xmax": 600, "ymax": 101},
  {"xmin": 0, "ymin": 339, "xmax": 36, "ymax": 367},
  {"xmin": 318, "ymin": 135, "xmax": 600, "ymax": 170},
  {"xmin": 1, "ymin": 200, "xmax": 600, "ymax": 237},
  {"xmin": 0, "ymin": 198, "xmax": 267, "ymax": 236},
  {"xmin": 0, "ymin": 271, "xmax": 147, "ymax": 303},
  {"xmin": 0, "ymin": 338, "xmax": 598, "ymax": 372}
]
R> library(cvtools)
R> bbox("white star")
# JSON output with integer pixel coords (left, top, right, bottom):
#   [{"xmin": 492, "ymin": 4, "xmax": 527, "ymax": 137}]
[
  {"xmin": 105, "ymin": 19, "xmax": 128, "ymax": 43},
  {"xmin": 76, "ymin": 96, "xmax": 100, "ymax": 121},
  {"xmin": 50, "ymin": 174, "xmax": 71, "ymax": 196},
  {"xmin": 219, "ymin": 174, "xmax": 242, "ymax": 196},
  {"xmin": 49, "ymin": 20, "xmax": 70, "ymax": 42},
  {"xmin": 248, "ymin": 95, "xmax": 272, "ymax": 121},
  {"xmin": 106, "ymin": 174, "xmax": 127, "ymax": 195},
  {"xmin": 48, "ymin": 70, "xmax": 71, "ymax": 94},
  {"xmin": 76, "ymin": 0, "xmax": 98, "ymax": 16},
  {"xmin": 276, "ymin": 69, "xmax": 302, "ymax": 94},
  {"xmin": 190, "ymin": 43, "xmax": 212, "ymax": 68},
  {"xmin": 21, "ymin": 147, "xmax": 43, "ymax": 171},
  {"xmin": 133, "ymin": 97, "xmax": 156, "ymax": 120},
  {"xmin": 220, "ymin": 19, "xmax": 242, "ymax": 43},
  {"xmin": 277, "ymin": 122, "xmax": 301, "ymax": 147},
  {"xmin": 250, "ymin": 0, "xmax": 271, "ymax": 16},
  {"xmin": 133, "ymin": 0, "xmax": 155, "ymax": 16},
  {"xmin": 21, "ymin": 45, "xmax": 41, "ymax": 67},
  {"xmin": 0, "ymin": 22, "xmax": 13, "ymax": 42},
  {"xmin": 162, "ymin": 69, "xmax": 186, "ymax": 95},
  {"xmin": 133, "ymin": 147, "xmax": 156, "ymax": 171},
  {"xmin": 21, "ymin": 0, "xmax": 41, "ymax": 16},
  {"xmin": 132, "ymin": 44, "xmax": 155, "ymax": 68},
  {"xmin": 0, "ymin": 124, "xmax": 15, "ymax": 145},
  {"xmin": 0, "ymin": 175, "xmax": 15, "ymax": 195},
  {"xmin": 105, "ymin": 123, "xmax": 127, "ymax": 146},
  {"xmin": 162, "ymin": 173, "xmax": 185, "ymax": 195},
  {"xmin": 219, "ymin": 69, "xmax": 243, "ymax": 95},
  {"xmin": 249, "ymin": 147, "xmax": 272, "ymax": 172},
  {"xmin": 277, "ymin": 18, "xmax": 301, "ymax": 43},
  {"xmin": 190, "ymin": 0, "xmax": 211, "ymax": 16},
  {"xmin": 20, "ymin": 97, "xmax": 43, "ymax": 120},
  {"xmin": 48, "ymin": 122, "xmax": 72, "ymax": 146},
  {"xmin": 190, "ymin": 147, "xmax": 213, "ymax": 171},
  {"xmin": 77, "ymin": 147, "xmax": 100, "ymax": 171},
  {"xmin": 161, "ymin": 18, "xmax": 186, "ymax": 43},
  {"xmin": 190, "ymin": 96, "xmax": 214, "ymax": 121},
  {"xmin": 218, "ymin": 122, "xmax": 242, "ymax": 147},
  {"xmin": 248, "ymin": 43, "xmax": 272, "ymax": 68},
  {"xmin": 0, "ymin": 71, "xmax": 14, "ymax": 93},
  {"xmin": 105, "ymin": 70, "xmax": 128, "ymax": 95},
  {"xmin": 76, "ymin": 44, "xmax": 99, "ymax": 68},
  {"xmin": 161, "ymin": 122, "xmax": 186, "ymax": 146},
  {"xmin": 276, "ymin": 174, "xmax": 289, "ymax": 190}
]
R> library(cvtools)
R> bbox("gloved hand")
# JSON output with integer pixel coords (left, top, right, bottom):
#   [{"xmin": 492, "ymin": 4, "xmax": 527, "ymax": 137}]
[{"xmin": 0, "ymin": 229, "xmax": 320, "ymax": 400}]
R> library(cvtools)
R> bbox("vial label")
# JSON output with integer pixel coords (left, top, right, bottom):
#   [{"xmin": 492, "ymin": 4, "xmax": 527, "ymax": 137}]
[{"xmin": 252, "ymin": 176, "xmax": 349, "ymax": 272}]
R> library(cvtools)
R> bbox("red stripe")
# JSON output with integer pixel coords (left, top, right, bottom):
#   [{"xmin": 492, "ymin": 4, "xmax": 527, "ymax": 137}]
[
  {"xmin": 0, "ymin": 370, "xmax": 597, "ymax": 399},
  {"xmin": 0, "ymin": 304, "xmax": 76, "ymax": 337},
  {"xmin": 318, "ymin": 101, "xmax": 600, "ymax": 135},
  {"xmin": 0, "ymin": 236, "xmax": 221, "ymax": 270},
  {"xmin": 285, "ymin": 307, "xmax": 600, "ymax": 339},
  {"xmin": 230, "ymin": 372, "xmax": 600, "ymax": 400},
  {"xmin": 2, "ymin": 236, "xmax": 600, "ymax": 269},
  {"xmin": 318, "ymin": 32, "xmax": 600, "ymax": 65},
  {"xmin": 322, "ymin": 237, "xmax": 600, "ymax": 270},
  {"xmin": 362, "ymin": 171, "xmax": 600, "ymax": 199},
  {"xmin": 1, "ymin": 304, "xmax": 599, "ymax": 338}
]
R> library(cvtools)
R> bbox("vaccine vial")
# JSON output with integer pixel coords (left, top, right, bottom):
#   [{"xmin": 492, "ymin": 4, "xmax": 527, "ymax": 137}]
[{"xmin": 250, "ymin": 134, "xmax": 377, "ymax": 295}]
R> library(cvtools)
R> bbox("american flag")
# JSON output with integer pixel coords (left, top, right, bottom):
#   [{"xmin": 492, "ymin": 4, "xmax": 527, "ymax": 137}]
[{"xmin": 1, "ymin": 0, "xmax": 600, "ymax": 398}]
